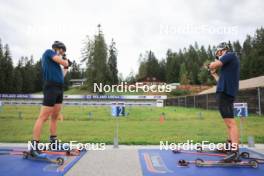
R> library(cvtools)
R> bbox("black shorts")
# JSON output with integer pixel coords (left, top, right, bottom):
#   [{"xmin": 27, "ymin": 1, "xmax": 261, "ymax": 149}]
[
  {"xmin": 216, "ymin": 92, "xmax": 235, "ymax": 118},
  {"xmin": 43, "ymin": 81, "xmax": 64, "ymax": 107}
]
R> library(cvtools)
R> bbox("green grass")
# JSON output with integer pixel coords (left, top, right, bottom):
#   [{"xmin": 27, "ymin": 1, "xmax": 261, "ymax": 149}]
[{"xmin": 0, "ymin": 106, "xmax": 264, "ymax": 144}]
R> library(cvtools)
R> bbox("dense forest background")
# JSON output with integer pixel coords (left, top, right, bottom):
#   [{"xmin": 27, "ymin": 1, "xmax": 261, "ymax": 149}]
[{"xmin": 0, "ymin": 26, "xmax": 263, "ymax": 93}]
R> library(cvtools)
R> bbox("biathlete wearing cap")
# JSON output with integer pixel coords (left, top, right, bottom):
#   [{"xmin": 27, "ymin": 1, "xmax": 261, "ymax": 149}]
[
  {"xmin": 209, "ymin": 42, "xmax": 240, "ymax": 161},
  {"xmin": 30, "ymin": 41, "xmax": 71, "ymax": 158}
]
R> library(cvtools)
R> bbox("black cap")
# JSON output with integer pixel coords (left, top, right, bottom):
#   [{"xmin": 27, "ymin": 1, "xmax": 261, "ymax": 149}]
[{"xmin": 52, "ymin": 41, "xmax": 66, "ymax": 52}]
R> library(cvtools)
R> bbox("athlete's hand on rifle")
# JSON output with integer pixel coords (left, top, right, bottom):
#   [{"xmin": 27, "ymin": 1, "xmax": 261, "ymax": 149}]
[
  {"xmin": 202, "ymin": 60, "xmax": 219, "ymax": 81},
  {"xmin": 203, "ymin": 63, "xmax": 211, "ymax": 74},
  {"xmin": 209, "ymin": 62, "xmax": 219, "ymax": 81},
  {"xmin": 62, "ymin": 54, "xmax": 72, "ymax": 69},
  {"xmin": 210, "ymin": 67, "xmax": 217, "ymax": 75}
]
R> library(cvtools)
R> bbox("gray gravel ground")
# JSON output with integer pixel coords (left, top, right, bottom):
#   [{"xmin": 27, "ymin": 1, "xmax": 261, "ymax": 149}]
[{"xmin": 66, "ymin": 147, "xmax": 142, "ymax": 176}]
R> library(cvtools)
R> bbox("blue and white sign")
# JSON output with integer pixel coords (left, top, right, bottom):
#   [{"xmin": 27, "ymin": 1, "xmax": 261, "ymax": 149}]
[
  {"xmin": 111, "ymin": 105, "xmax": 125, "ymax": 117},
  {"xmin": 233, "ymin": 103, "xmax": 248, "ymax": 117}
]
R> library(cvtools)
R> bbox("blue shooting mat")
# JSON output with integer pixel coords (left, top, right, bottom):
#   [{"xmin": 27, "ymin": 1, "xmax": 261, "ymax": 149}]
[
  {"xmin": 0, "ymin": 147, "xmax": 86, "ymax": 176},
  {"xmin": 138, "ymin": 148, "xmax": 264, "ymax": 176}
]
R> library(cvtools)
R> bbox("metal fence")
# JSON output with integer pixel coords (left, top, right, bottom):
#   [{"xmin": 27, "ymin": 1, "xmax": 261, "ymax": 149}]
[{"xmin": 166, "ymin": 87, "xmax": 264, "ymax": 115}]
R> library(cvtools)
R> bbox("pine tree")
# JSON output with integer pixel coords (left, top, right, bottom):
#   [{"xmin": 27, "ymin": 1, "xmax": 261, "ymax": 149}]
[
  {"xmin": 136, "ymin": 54, "xmax": 147, "ymax": 80},
  {"xmin": 136, "ymin": 51, "xmax": 160, "ymax": 80},
  {"xmin": 0, "ymin": 39, "xmax": 4, "ymax": 93},
  {"xmin": 179, "ymin": 63, "xmax": 189, "ymax": 85},
  {"xmin": 82, "ymin": 24, "xmax": 109, "ymax": 91},
  {"xmin": 145, "ymin": 51, "xmax": 160, "ymax": 78},
  {"xmin": 186, "ymin": 45, "xmax": 199, "ymax": 84},
  {"xmin": 199, "ymin": 46, "xmax": 209, "ymax": 64},
  {"xmin": 207, "ymin": 45, "xmax": 214, "ymax": 60},
  {"xmin": 83, "ymin": 37, "xmax": 96, "ymax": 88},
  {"xmin": 70, "ymin": 61, "xmax": 82, "ymax": 79},
  {"xmin": 240, "ymin": 35, "xmax": 252, "ymax": 79},
  {"xmin": 228, "ymin": 41, "xmax": 233, "ymax": 52},
  {"xmin": 125, "ymin": 71, "xmax": 136, "ymax": 83},
  {"xmin": 34, "ymin": 60, "xmax": 43, "ymax": 92},
  {"xmin": 250, "ymin": 28, "xmax": 264, "ymax": 77},
  {"xmin": 3, "ymin": 44, "xmax": 14, "ymax": 93},
  {"xmin": 93, "ymin": 25, "xmax": 108, "ymax": 84},
  {"xmin": 13, "ymin": 67, "xmax": 23, "ymax": 93},
  {"xmin": 232, "ymin": 40, "xmax": 242, "ymax": 58},
  {"xmin": 240, "ymin": 28, "xmax": 264, "ymax": 79},
  {"xmin": 254, "ymin": 27, "xmax": 264, "ymax": 56},
  {"xmin": 64, "ymin": 73, "xmax": 71, "ymax": 90},
  {"xmin": 158, "ymin": 59, "xmax": 166, "ymax": 81},
  {"xmin": 20, "ymin": 56, "xmax": 36, "ymax": 93},
  {"xmin": 165, "ymin": 49, "xmax": 180, "ymax": 83},
  {"xmin": 108, "ymin": 39, "xmax": 118, "ymax": 85}
]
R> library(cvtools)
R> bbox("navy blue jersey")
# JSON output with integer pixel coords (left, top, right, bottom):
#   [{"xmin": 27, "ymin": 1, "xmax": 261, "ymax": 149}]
[
  {"xmin": 216, "ymin": 52, "xmax": 240, "ymax": 97},
  {"xmin": 41, "ymin": 49, "xmax": 64, "ymax": 84}
]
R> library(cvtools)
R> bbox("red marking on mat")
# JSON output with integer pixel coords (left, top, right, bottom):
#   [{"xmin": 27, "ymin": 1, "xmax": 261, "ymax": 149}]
[
  {"xmin": 42, "ymin": 151, "xmax": 67, "ymax": 155},
  {"xmin": 0, "ymin": 151, "xmax": 23, "ymax": 155},
  {"xmin": 144, "ymin": 153, "xmax": 160, "ymax": 173},
  {"xmin": 10, "ymin": 151, "xmax": 23, "ymax": 155}
]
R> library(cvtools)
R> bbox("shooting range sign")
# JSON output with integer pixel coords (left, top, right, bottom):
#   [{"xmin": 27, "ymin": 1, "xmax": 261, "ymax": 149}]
[
  {"xmin": 233, "ymin": 103, "xmax": 248, "ymax": 117},
  {"xmin": 111, "ymin": 105, "xmax": 125, "ymax": 117}
]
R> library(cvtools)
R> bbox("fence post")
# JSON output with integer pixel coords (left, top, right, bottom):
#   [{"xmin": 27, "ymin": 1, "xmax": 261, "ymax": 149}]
[
  {"xmin": 185, "ymin": 96, "xmax": 187, "ymax": 107},
  {"xmin": 258, "ymin": 87, "xmax": 262, "ymax": 115}
]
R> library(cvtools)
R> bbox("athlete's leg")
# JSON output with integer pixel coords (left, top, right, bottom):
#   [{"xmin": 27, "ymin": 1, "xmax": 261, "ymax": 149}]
[
  {"xmin": 31, "ymin": 84, "xmax": 56, "ymax": 155},
  {"xmin": 33, "ymin": 106, "xmax": 54, "ymax": 141},
  {"xmin": 217, "ymin": 92, "xmax": 239, "ymax": 150},
  {"xmin": 50, "ymin": 88, "xmax": 63, "ymax": 138},
  {"xmin": 224, "ymin": 118, "xmax": 239, "ymax": 148},
  {"xmin": 50, "ymin": 103, "xmax": 62, "ymax": 137}
]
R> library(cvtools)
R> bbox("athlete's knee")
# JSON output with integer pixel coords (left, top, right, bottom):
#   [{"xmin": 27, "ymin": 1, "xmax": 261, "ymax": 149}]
[
  {"xmin": 38, "ymin": 114, "xmax": 49, "ymax": 122},
  {"xmin": 225, "ymin": 120, "xmax": 236, "ymax": 129},
  {"xmin": 51, "ymin": 113, "xmax": 60, "ymax": 120},
  {"xmin": 38, "ymin": 109, "xmax": 53, "ymax": 122}
]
